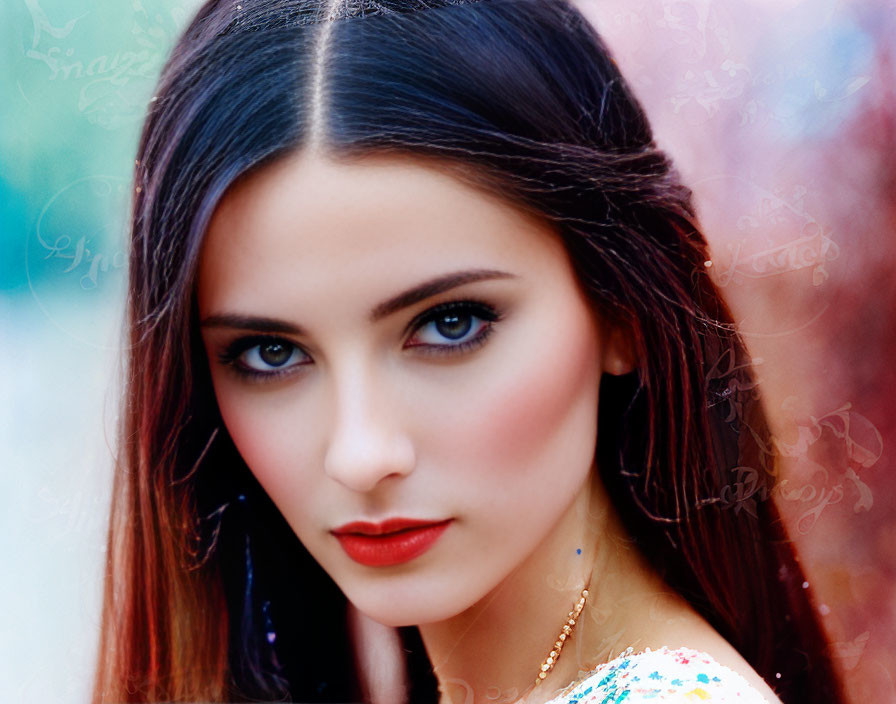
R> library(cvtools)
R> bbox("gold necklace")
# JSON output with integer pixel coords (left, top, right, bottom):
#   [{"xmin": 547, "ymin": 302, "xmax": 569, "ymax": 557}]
[{"xmin": 533, "ymin": 575, "xmax": 592, "ymax": 687}]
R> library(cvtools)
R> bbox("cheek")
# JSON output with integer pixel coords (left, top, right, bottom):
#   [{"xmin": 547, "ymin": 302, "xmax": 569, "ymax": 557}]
[
  {"xmin": 421, "ymin": 299, "xmax": 602, "ymax": 500},
  {"xmin": 211, "ymin": 382, "xmax": 318, "ymax": 518}
]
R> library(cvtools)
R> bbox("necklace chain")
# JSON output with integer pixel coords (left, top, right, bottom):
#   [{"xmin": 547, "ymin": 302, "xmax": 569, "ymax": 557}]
[{"xmin": 533, "ymin": 584, "xmax": 590, "ymax": 686}]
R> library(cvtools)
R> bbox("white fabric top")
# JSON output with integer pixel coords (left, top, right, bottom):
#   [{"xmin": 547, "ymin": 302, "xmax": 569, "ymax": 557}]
[{"xmin": 542, "ymin": 645, "xmax": 773, "ymax": 703}]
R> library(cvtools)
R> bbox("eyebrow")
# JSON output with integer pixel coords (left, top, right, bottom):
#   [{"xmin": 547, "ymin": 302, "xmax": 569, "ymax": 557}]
[{"xmin": 199, "ymin": 268, "xmax": 516, "ymax": 333}]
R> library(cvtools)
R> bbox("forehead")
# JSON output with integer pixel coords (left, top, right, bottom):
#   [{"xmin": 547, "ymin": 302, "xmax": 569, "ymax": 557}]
[{"xmin": 197, "ymin": 151, "xmax": 567, "ymax": 312}]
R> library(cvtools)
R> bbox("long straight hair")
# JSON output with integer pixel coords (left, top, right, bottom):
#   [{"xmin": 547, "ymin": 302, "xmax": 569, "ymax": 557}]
[{"xmin": 92, "ymin": 1, "xmax": 847, "ymax": 701}]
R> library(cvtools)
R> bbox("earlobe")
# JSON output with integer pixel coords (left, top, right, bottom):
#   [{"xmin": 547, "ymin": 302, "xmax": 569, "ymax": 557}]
[
  {"xmin": 601, "ymin": 324, "xmax": 637, "ymax": 376},
  {"xmin": 604, "ymin": 356, "xmax": 633, "ymax": 376}
]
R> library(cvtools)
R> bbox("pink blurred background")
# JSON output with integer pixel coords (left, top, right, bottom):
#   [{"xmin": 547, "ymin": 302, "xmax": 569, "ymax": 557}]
[{"xmin": 575, "ymin": 1, "xmax": 895, "ymax": 701}]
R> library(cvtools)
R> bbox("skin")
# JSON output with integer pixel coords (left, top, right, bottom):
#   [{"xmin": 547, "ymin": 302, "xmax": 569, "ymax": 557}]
[{"xmin": 196, "ymin": 151, "xmax": 783, "ymax": 704}]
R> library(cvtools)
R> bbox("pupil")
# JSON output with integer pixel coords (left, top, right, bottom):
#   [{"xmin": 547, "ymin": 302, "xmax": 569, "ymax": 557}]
[
  {"xmin": 436, "ymin": 313, "xmax": 472, "ymax": 339},
  {"xmin": 259, "ymin": 343, "xmax": 291, "ymax": 366}
]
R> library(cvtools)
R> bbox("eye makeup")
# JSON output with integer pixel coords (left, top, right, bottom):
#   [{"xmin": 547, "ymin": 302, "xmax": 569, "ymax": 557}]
[
  {"xmin": 403, "ymin": 299, "xmax": 502, "ymax": 357},
  {"xmin": 215, "ymin": 334, "xmax": 311, "ymax": 383},
  {"xmin": 213, "ymin": 298, "xmax": 504, "ymax": 383}
]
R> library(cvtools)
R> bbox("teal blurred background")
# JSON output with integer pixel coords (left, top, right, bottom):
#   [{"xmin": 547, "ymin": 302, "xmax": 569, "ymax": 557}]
[
  {"xmin": 1, "ymin": 1, "xmax": 201, "ymax": 700},
  {"xmin": 2, "ymin": 0, "xmax": 201, "ymax": 302},
  {"xmin": 2, "ymin": 0, "xmax": 894, "ymax": 701}
]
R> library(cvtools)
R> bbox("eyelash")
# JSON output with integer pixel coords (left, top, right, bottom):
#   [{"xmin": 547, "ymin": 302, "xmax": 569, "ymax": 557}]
[{"xmin": 215, "ymin": 299, "xmax": 503, "ymax": 383}]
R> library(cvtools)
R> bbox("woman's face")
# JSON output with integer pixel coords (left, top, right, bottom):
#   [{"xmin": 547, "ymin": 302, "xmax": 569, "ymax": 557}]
[{"xmin": 197, "ymin": 151, "xmax": 620, "ymax": 626}]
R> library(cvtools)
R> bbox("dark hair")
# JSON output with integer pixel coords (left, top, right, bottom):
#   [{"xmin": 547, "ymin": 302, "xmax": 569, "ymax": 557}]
[{"xmin": 93, "ymin": 0, "xmax": 847, "ymax": 701}]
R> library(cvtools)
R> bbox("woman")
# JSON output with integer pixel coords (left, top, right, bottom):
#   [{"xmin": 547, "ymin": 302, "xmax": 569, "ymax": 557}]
[{"xmin": 92, "ymin": 1, "xmax": 847, "ymax": 702}]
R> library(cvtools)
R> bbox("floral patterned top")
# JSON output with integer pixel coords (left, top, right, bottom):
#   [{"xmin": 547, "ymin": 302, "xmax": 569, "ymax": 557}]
[{"xmin": 542, "ymin": 646, "xmax": 774, "ymax": 703}]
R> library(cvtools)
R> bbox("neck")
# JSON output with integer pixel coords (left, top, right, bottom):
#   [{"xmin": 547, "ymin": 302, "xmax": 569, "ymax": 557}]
[{"xmin": 418, "ymin": 477, "xmax": 702, "ymax": 704}]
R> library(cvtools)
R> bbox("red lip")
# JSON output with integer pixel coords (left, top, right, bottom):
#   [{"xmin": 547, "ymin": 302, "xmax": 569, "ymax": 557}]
[{"xmin": 331, "ymin": 517, "xmax": 453, "ymax": 567}]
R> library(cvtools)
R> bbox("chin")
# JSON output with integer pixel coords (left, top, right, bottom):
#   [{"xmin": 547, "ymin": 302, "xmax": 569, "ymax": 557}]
[{"xmin": 345, "ymin": 579, "xmax": 480, "ymax": 628}]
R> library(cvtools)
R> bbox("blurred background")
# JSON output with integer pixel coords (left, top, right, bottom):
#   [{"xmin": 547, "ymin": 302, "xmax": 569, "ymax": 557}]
[{"xmin": 1, "ymin": 0, "xmax": 893, "ymax": 701}]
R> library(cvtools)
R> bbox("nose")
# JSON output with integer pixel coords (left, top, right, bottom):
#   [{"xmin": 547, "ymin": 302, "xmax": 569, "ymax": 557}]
[{"xmin": 323, "ymin": 362, "xmax": 416, "ymax": 493}]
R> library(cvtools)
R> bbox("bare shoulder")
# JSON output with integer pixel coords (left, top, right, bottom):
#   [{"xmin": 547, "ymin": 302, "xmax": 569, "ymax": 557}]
[{"xmin": 640, "ymin": 604, "xmax": 785, "ymax": 703}]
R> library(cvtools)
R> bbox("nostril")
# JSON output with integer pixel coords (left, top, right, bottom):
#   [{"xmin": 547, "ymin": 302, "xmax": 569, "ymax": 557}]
[{"xmin": 323, "ymin": 427, "xmax": 416, "ymax": 492}]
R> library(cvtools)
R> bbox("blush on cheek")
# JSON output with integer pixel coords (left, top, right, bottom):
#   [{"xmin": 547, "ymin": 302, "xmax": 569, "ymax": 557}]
[{"xmin": 457, "ymin": 306, "xmax": 602, "ymax": 479}]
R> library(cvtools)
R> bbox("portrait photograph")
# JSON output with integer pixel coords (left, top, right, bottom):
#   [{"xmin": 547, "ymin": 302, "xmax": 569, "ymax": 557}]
[{"xmin": 1, "ymin": 1, "xmax": 893, "ymax": 702}]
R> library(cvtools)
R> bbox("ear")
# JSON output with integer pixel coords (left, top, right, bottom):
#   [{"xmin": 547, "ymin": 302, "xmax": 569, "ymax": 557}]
[{"xmin": 599, "ymin": 320, "xmax": 637, "ymax": 376}]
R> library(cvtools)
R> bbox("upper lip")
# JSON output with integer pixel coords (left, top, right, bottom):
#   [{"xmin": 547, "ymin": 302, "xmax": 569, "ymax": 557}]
[{"xmin": 331, "ymin": 517, "xmax": 452, "ymax": 536}]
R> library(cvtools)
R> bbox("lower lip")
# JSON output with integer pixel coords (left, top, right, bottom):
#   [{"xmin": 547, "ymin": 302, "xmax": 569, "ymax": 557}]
[{"xmin": 333, "ymin": 520, "xmax": 453, "ymax": 567}]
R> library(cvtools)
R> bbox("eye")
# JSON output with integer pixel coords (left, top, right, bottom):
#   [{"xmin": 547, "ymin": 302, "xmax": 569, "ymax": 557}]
[
  {"xmin": 404, "ymin": 300, "xmax": 502, "ymax": 355},
  {"xmin": 216, "ymin": 334, "xmax": 310, "ymax": 382}
]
